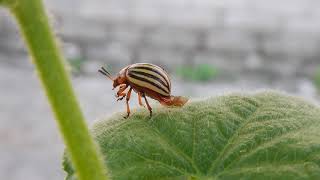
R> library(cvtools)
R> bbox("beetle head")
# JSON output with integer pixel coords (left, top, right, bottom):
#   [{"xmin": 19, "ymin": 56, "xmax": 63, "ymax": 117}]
[{"xmin": 112, "ymin": 66, "xmax": 128, "ymax": 88}]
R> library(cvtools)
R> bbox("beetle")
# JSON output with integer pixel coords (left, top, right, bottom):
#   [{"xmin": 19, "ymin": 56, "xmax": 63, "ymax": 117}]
[{"xmin": 98, "ymin": 63, "xmax": 188, "ymax": 118}]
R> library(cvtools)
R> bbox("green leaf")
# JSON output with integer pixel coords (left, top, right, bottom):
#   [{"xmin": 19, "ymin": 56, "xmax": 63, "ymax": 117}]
[{"xmin": 63, "ymin": 92, "xmax": 320, "ymax": 179}]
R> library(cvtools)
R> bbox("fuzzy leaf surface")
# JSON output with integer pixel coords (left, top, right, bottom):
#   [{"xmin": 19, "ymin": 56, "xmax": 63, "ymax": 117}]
[{"xmin": 64, "ymin": 92, "xmax": 320, "ymax": 179}]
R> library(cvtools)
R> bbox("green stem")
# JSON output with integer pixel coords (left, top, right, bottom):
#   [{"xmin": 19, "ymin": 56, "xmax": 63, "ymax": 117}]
[
  {"xmin": 3, "ymin": 0, "xmax": 108, "ymax": 179},
  {"xmin": 0, "ymin": 0, "xmax": 11, "ymax": 6}
]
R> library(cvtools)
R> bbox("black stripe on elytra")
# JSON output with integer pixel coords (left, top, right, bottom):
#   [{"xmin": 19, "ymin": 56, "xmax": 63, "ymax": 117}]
[
  {"xmin": 130, "ymin": 70, "xmax": 170, "ymax": 90},
  {"xmin": 128, "ymin": 73, "xmax": 170, "ymax": 94},
  {"xmin": 133, "ymin": 66, "xmax": 170, "ymax": 86}
]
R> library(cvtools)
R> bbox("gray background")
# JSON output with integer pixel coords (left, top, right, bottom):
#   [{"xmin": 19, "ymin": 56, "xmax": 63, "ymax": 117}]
[{"xmin": 1, "ymin": 0, "xmax": 320, "ymax": 179}]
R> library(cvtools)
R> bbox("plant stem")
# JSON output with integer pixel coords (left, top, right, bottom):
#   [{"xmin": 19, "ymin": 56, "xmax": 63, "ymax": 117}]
[
  {"xmin": 5, "ymin": 0, "xmax": 108, "ymax": 179},
  {"xmin": 0, "ymin": 0, "xmax": 11, "ymax": 6}
]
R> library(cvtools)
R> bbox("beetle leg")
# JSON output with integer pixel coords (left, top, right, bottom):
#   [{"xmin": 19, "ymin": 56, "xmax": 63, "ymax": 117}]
[
  {"xmin": 142, "ymin": 94, "xmax": 152, "ymax": 117},
  {"xmin": 124, "ymin": 87, "xmax": 133, "ymax": 118},
  {"xmin": 116, "ymin": 84, "xmax": 128, "ymax": 101},
  {"xmin": 138, "ymin": 92, "xmax": 145, "ymax": 107},
  {"xmin": 116, "ymin": 84, "xmax": 128, "ymax": 96}
]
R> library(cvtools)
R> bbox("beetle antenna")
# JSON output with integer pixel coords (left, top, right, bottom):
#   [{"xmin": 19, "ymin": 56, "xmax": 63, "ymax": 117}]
[
  {"xmin": 101, "ymin": 67, "xmax": 111, "ymax": 75},
  {"xmin": 98, "ymin": 67, "xmax": 113, "ymax": 80}
]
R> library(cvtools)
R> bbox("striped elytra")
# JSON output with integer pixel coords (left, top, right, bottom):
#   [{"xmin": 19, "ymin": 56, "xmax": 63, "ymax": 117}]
[{"xmin": 126, "ymin": 63, "xmax": 171, "ymax": 97}]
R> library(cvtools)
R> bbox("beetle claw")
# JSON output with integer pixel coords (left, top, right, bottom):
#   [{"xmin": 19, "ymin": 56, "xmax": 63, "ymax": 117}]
[
  {"xmin": 123, "ymin": 113, "xmax": 130, "ymax": 119},
  {"xmin": 117, "ymin": 96, "xmax": 125, "ymax": 101}
]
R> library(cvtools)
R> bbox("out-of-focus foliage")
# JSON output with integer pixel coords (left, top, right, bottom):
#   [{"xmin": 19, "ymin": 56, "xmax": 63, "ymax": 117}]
[
  {"xmin": 175, "ymin": 64, "xmax": 218, "ymax": 82},
  {"xmin": 314, "ymin": 66, "xmax": 320, "ymax": 91},
  {"xmin": 68, "ymin": 57, "xmax": 85, "ymax": 75},
  {"xmin": 64, "ymin": 91, "xmax": 320, "ymax": 180}
]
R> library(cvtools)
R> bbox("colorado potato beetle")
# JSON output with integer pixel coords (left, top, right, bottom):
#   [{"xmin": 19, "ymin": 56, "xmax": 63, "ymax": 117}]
[{"xmin": 98, "ymin": 63, "xmax": 188, "ymax": 118}]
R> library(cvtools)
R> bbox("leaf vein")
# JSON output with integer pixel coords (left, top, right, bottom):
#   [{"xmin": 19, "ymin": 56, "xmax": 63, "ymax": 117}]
[
  {"xmin": 207, "ymin": 101, "xmax": 259, "ymax": 174},
  {"xmin": 146, "ymin": 117, "xmax": 201, "ymax": 174},
  {"xmin": 223, "ymin": 121, "xmax": 318, "ymax": 170},
  {"xmin": 108, "ymin": 149, "xmax": 187, "ymax": 174}
]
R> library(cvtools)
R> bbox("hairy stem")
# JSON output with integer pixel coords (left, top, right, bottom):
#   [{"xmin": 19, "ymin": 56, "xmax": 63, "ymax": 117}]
[{"xmin": 2, "ymin": 0, "xmax": 108, "ymax": 179}]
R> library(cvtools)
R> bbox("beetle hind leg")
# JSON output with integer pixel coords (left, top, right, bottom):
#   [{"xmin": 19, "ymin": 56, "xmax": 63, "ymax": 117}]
[{"xmin": 142, "ymin": 94, "xmax": 152, "ymax": 117}]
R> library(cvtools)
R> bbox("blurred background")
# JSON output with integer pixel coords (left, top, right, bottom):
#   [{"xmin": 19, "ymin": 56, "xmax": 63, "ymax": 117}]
[{"xmin": 1, "ymin": 0, "xmax": 320, "ymax": 179}]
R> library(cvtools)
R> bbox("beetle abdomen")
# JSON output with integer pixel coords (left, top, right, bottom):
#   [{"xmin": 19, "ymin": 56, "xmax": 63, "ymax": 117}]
[{"xmin": 126, "ymin": 63, "xmax": 171, "ymax": 97}]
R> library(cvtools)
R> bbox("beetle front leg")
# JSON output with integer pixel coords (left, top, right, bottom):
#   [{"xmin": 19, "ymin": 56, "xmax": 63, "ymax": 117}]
[
  {"xmin": 124, "ymin": 87, "xmax": 133, "ymax": 118},
  {"xmin": 116, "ymin": 84, "xmax": 128, "ymax": 101}
]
